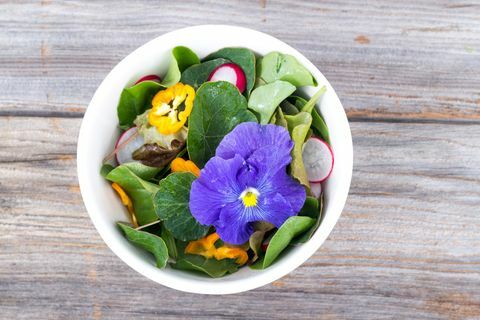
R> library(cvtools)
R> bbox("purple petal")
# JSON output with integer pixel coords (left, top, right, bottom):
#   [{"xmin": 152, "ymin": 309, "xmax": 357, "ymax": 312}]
[
  {"xmin": 190, "ymin": 154, "xmax": 245, "ymax": 226},
  {"xmin": 216, "ymin": 201, "xmax": 256, "ymax": 244},
  {"xmin": 245, "ymin": 145, "xmax": 292, "ymax": 183},
  {"xmin": 216, "ymin": 122, "xmax": 293, "ymax": 161},
  {"xmin": 257, "ymin": 192, "xmax": 296, "ymax": 228},
  {"xmin": 267, "ymin": 172, "xmax": 306, "ymax": 214}
]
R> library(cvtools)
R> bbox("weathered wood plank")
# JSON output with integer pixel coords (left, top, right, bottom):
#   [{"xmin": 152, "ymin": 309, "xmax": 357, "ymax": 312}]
[
  {"xmin": 0, "ymin": 0, "xmax": 479, "ymax": 121},
  {"xmin": 0, "ymin": 117, "xmax": 479, "ymax": 319}
]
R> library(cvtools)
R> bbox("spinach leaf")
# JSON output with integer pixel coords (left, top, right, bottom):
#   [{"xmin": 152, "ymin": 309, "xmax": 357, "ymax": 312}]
[
  {"xmin": 257, "ymin": 216, "xmax": 315, "ymax": 269},
  {"xmin": 153, "ymin": 172, "xmax": 209, "ymax": 241},
  {"xmin": 300, "ymin": 86, "xmax": 326, "ymax": 114},
  {"xmin": 187, "ymin": 81, "xmax": 257, "ymax": 167},
  {"xmin": 311, "ymin": 108, "xmax": 330, "ymax": 144},
  {"xmin": 160, "ymin": 226, "xmax": 178, "ymax": 259},
  {"xmin": 280, "ymin": 100, "xmax": 299, "ymax": 115},
  {"xmin": 257, "ymin": 52, "xmax": 316, "ymax": 87},
  {"xmin": 118, "ymin": 222, "xmax": 168, "ymax": 268},
  {"xmin": 180, "ymin": 58, "xmax": 230, "ymax": 90},
  {"xmin": 293, "ymin": 193, "xmax": 324, "ymax": 244},
  {"xmin": 100, "ymin": 163, "xmax": 115, "ymax": 178},
  {"xmin": 161, "ymin": 46, "xmax": 200, "ymax": 87},
  {"xmin": 107, "ymin": 165, "xmax": 160, "ymax": 225},
  {"xmin": 119, "ymin": 162, "xmax": 162, "ymax": 180},
  {"xmin": 173, "ymin": 254, "xmax": 238, "ymax": 278},
  {"xmin": 204, "ymin": 47, "xmax": 256, "ymax": 96},
  {"xmin": 284, "ymin": 112, "xmax": 313, "ymax": 188},
  {"xmin": 117, "ymin": 81, "xmax": 163, "ymax": 130},
  {"xmin": 248, "ymin": 80, "xmax": 296, "ymax": 124},
  {"xmin": 270, "ymin": 107, "xmax": 288, "ymax": 129},
  {"xmin": 298, "ymin": 196, "xmax": 319, "ymax": 219},
  {"xmin": 288, "ymin": 95, "xmax": 308, "ymax": 109}
]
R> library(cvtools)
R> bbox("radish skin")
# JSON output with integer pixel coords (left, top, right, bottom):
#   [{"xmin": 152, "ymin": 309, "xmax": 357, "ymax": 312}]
[
  {"xmin": 302, "ymin": 137, "xmax": 334, "ymax": 183},
  {"xmin": 114, "ymin": 127, "xmax": 145, "ymax": 164},
  {"xmin": 208, "ymin": 63, "xmax": 246, "ymax": 93},
  {"xmin": 134, "ymin": 74, "xmax": 161, "ymax": 85}
]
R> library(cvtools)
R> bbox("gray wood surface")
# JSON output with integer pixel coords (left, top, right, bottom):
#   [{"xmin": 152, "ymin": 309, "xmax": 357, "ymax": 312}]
[{"xmin": 1, "ymin": 1, "xmax": 479, "ymax": 319}]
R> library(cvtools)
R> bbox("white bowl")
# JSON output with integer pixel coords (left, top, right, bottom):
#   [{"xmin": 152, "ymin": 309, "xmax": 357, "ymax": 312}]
[{"xmin": 77, "ymin": 25, "xmax": 352, "ymax": 294}]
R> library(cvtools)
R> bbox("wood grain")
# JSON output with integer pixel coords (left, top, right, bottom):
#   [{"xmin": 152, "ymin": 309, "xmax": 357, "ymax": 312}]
[{"xmin": 1, "ymin": 0, "xmax": 480, "ymax": 319}]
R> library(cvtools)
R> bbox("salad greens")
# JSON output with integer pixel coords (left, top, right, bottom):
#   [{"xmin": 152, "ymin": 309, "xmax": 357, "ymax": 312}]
[{"xmin": 102, "ymin": 45, "xmax": 333, "ymax": 278}]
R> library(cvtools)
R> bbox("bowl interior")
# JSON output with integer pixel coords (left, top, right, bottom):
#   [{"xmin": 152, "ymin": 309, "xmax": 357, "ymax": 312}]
[{"xmin": 77, "ymin": 25, "xmax": 352, "ymax": 294}]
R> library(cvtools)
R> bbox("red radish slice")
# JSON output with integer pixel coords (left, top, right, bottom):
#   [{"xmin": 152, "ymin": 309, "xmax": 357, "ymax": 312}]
[
  {"xmin": 114, "ymin": 127, "xmax": 145, "ymax": 164},
  {"xmin": 208, "ymin": 63, "xmax": 246, "ymax": 93},
  {"xmin": 310, "ymin": 182, "xmax": 322, "ymax": 198},
  {"xmin": 134, "ymin": 74, "xmax": 161, "ymax": 85},
  {"xmin": 302, "ymin": 137, "xmax": 334, "ymax": 183}
]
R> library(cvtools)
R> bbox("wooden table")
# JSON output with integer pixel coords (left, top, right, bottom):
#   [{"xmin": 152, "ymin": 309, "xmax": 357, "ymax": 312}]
[{"xmin": 1, "ymin": 1, "xmax": 479, "ymax": 319}]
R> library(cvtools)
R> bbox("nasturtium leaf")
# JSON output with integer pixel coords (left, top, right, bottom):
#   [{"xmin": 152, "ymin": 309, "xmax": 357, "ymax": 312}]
[
  {"xmin": 293, "ymin": 193, "xmax": 324, "ymax": 244},
  {"xmin": 187, "ymin": 81, "xmax": 257, "ymax": 167},
  {"xmin": 257, "ymin": 52, "xmax": 317, "ymax": 87},
  {"xmin": 118, "ymin": 222, "xmax": 168, "ymax": 268},
  {"xmin": 261, "ymin": 216, "xmax": 315, "ymax": 269},
  {"xmin": 161, "ymin": 46, "xmax": 200, "ymax": 87},
  {"xmin": 153, "ymin": 172, "xmax": 209, "ymax": 241},
  {"xmin": 284, "ymin": 112, "xmax": 313, "ymax": 188},
  {"xmin": 117, "ymin": 81, "xmax": 163, "ymax": 130},
  {"xmin": 180, "ymin": 58, "xmax": 230, "ymax": 90},
  {"xmin": 204, "ymin": 47, "xmax": 256, "ymax": 96},
  {"xmin": 248, "ymin": 80, "xmax": 296, "ymax": 124},
  {"xmin": 106, "ymin": 165, "xmax": 160, "ymax": 225}
]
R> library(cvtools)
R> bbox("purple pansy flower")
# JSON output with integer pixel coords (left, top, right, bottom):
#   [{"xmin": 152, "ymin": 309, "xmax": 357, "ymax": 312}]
[{"xmin": 189, "ymin": 122, "xmax": 306, "ymax": 244}]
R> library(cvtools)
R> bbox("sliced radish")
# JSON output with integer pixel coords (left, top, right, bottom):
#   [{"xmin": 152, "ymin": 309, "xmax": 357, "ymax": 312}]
[
  {"xmin": 208, "ymin": 63, "xmax": 246, "ymax": 93},
  {"xmin": 302, "ymin": 137, "xmax": 334, "ymax": 183},
  {"xmin": 114, "ymin": 127, "xmax": 145, "ymax": 164},
  {"xmin": 134, "ymin": 74, "xmax": 161, "ymax": 85},
  {"xmin": 310, "ymin": 182, "xmax": 322, "ymax": 198}
]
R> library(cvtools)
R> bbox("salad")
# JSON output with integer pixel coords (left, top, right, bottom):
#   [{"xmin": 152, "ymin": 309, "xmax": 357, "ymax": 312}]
[{"xmin": 101, "ymin": 46, "xmax": 334, "ymax": 277}]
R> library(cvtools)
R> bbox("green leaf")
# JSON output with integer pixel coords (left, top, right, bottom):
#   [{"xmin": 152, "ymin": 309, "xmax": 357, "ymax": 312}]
[
  {"xmin": 173, "ymin": 254, "xmax": 239, "ymax": 278},
  {"xmin": 180, "ymin": 58, "xmax": 230, "ymax": 90},
  {"xmin": 187, "ymin": 81, "xmax": 257, "ymax": 167},
  {"xmin": 262, "ymin": 216, "xmax": 315, "ymax": 268},
  {"xmin": 106, "ymin": 166, "xmax": 160, "ymax": 225},
  {"xmin": 153, "ymin": 172, "xmax": 209, "ymax": 241},
  {"xmin": 293, "ymin": 194, "xmax": 324, "ymax": 244},
  {"xmin": 204, "ymin": 47, "xmax": 256, "ymax": 96},
  {"xmin": 161, "ymin": 46, "xmax": 200, "ymax": 87},
  {"xmin": 117, "ymin": 222, "xmax": 168, "ymax": 268},
  {"xmin": 160, "ymin": 226, "xmax": 178, "ymax": 259},
  {"xmin": 284, "ymin": 112, "xmax": 313, "ymax": 188},
  {"xmin": 100, "ymin": 163, "xmax": 115, "ymax": 178},
  {"xmin": 298, "ymin": 196, "xmax": 319, "ymax": 219},
  {"xmin": 280, "ymin": 100, "xmax": 300, "ymax": 115},
  {"xmin": 257, "ymin": 52, "xmax": 316, "ymax": 87},
  {"xmin": 288, "ymin": 95, "xmax": 308, "ymax": 109},
  {"xmin": 119, "ymin": 162, "xmax": 162, "ymax": 181},
  {"xmin": 117, "ymin": 81, "xmax": 163, "ymax": 130},
  {"xmin": 248, "ymin": 80, "xmax": 296, "ymax": 124},
  {"xmin": 249, "ymin": 221, "xmax": 275, "ymax": 262},
  {"xmin": 270, "ymin": 107, "xmax": 288, "ymax": 129},
  {"xmin": 301, "ymin": 86, "xmax": 326, "ymax": 114},
  {"xmin": 311, "ymin": 108, "xmax": 331, "ymax": 144}
]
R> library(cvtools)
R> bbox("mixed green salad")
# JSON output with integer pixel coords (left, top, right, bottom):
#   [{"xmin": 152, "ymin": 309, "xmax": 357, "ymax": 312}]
[{"xmin": 101, "ymin": 46, "xmax": 334, "ymax": 277}]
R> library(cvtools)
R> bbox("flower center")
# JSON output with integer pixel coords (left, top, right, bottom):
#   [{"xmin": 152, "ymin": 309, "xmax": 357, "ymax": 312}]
[{"xmin": 239, "ymin": 187, "xmax": 259, "ymax": 208}]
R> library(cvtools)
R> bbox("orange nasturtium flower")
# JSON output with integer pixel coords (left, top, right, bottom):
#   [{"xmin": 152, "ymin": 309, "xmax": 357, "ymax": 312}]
[
  {"xmin": 185, "ymin": 233, "xmax": 248, "ymax": 265},
  {"xmin": 111, "ymin": 183, "xmax": 138, "ymax": 228},
  {"xmin": 170, "ymin": 158, "xmax": 200, "ymax": 177},
  {"xmin": 148, "ymin": 82, "xmax": 195, "ymax": 135}
]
